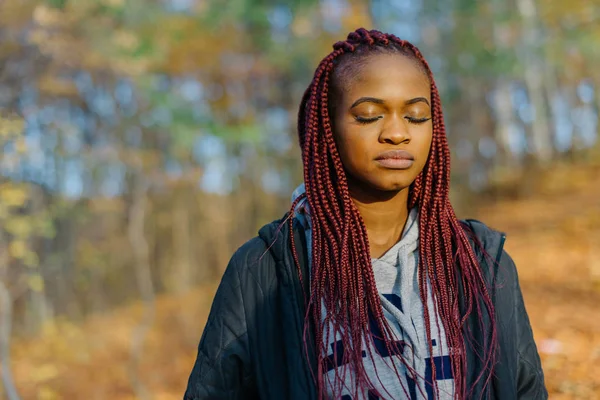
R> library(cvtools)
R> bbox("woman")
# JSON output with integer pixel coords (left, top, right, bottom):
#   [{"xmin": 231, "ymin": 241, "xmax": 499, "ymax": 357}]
[{"xmin": 184, "ymin": 28, "xmax": 547, "ymax": 400}]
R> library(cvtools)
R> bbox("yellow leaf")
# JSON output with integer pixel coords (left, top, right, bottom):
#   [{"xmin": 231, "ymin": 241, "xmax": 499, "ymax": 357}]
[
  {"xmin": 0, "ymin": 116, "xmax": 24, "ymax": 138},
  {"xmin": 37, "ymin": 385, "xmax": 61, "ymax": 400},
  {"xmin": 0, "ymin": 185, "xmax": 28, "ymax": 207},
  {"xmin": 33, "ymin": 364, "xmax": 59, "ymax": 383},
  {"xmin": 27, "ymin": 274, "xmax": 44, "ymax": 292},
  {"xmin": 38, "ymin": 75, "xmax": 78, "ymax": 97},
  {"xmin": 113, "ymin": 29, "xmax": 139, "ymax": 50},
  {"xmin": 5, "ymin": 217, "xmax": 32, "ymax": 237},
  {"xmin": 9, "ymin": 239, "xmax": 27, "ymax": 259},
  {"xmin": 32, "ymin": 4, "xmax": 62, "ymax": 27}
]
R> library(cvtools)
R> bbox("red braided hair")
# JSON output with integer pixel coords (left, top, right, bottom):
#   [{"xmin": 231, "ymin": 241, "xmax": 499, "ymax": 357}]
[{"xmin": 290, "ymin": 28, "xmax": 498, "ymax": 399}]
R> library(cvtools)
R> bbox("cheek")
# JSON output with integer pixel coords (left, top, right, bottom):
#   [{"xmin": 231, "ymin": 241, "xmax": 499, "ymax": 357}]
[
  {"xmin": 337, "ymin": 134, "xmax": 373, "ymax": 177},
  {"xmin": 409, "ymin": 128, "xmax": 433, "ymax": 175},
  {"xmin": 335, "ymin": 137, "xmax": 360, "ymax": 175},
  {"xmin": 332, "ymin": 124, "xmax": 363, "ymax": 165},
  {"xmin": 416, "ymin": 128, "xmax": 434, "ymax": 157}
]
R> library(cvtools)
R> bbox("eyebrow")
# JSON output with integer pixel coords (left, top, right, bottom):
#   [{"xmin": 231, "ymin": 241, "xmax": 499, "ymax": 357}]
[
  {"xmin": 350, "ymin": 97, "xmax": 384, "ymax": 108},
  {"xmin": 405, "ymin": 97, "xmax": 430, "ymax": 106},
  {"xmin": 350, "ymin": 96, "xmax": 430, "ymax": 109}
]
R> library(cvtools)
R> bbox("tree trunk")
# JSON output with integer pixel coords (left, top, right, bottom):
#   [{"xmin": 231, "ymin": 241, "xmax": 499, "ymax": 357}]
[
  {"xmin": 516, "ymin": 0, "xmax": 553, "ymax": 164},
  {"xmin": 172, "ymin": 185, "xmax": 197, "ymax": 346},
  {"xmin": 0, "ymin": 231, "xmax": 21, "ymax": 400},
  {"xmin": 127, "ymin": 175, "xmax": 155, "ymax": 400},
  {"xmin": 172, "ymin": 187, "xmax": 191, "ymax": 295}
]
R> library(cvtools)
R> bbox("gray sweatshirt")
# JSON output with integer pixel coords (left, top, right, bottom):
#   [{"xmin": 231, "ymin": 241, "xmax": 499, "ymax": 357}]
[{"xmin": 292, "ymin": 184, "xmax": 454, "ymax": 399}]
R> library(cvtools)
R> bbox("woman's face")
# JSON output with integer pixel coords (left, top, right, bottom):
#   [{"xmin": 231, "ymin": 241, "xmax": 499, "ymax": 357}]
[{"xmin": 332, "ymin": 53, "xmax": 433, "ymax": 194}]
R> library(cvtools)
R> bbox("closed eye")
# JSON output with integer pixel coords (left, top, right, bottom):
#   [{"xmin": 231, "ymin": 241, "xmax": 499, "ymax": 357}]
[
  {"xmin": 405, "ymin": 116, "xmax": 431, "ymax": 124},
  {"xmin": 354, "ymin": 116, "xmax": 383, "ymax": 124}
]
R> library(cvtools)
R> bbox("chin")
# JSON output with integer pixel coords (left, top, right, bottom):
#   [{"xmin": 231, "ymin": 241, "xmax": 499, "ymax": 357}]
[
  {"xmin": 376, "ymin": 174, "xmax": 417, "ymax": 191},
  {"xmin": 368, "ymin": 179, "xmax": 413, "ymax": 193},
  {"xmin": 346, "ymin": 170, "xmax": 416, "ymax": 196},
  {"xmin": 383, "ymin": 183, "xmax": 412, "ymax": 192}
]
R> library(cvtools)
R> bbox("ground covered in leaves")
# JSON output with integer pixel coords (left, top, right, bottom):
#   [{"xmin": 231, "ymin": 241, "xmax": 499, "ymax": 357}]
[
  {"xmin": 7, "ymin": 164, "xmax": 600, "ymax": 399},
  {"xmin": 479, "ymin": 164, "xmax": 600, "ymax": 399}
]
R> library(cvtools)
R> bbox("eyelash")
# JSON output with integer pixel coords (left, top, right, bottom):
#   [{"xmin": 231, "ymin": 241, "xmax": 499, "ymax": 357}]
[
  {"xmin": 354, "ymin": 116, "xmax": 431, "ymax": 125},
  {"xmin": 355, "ymin": 116, "xmax": 382, "ymax": 124},
  {"xmin": 407, "ymin": 117, "xmax": 432, "ymax": 124}
]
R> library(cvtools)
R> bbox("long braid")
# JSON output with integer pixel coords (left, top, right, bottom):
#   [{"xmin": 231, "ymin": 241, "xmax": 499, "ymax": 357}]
[{"xmin": 289, "ymin": 28, "xmax": 498, "ymax": 399}]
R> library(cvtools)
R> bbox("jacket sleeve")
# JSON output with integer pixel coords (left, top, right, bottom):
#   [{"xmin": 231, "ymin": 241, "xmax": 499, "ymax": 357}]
[
  {"xmin": 184, "ymin": 250, "xmax": 256, "ymax": 399},
  {"xmin": 503, "ymin": 251, "xmax": 548, "ymax": 399}
]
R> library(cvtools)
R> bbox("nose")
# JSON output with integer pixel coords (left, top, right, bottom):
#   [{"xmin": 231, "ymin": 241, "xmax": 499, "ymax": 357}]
[{"xmin": 378, "ymin": 115, "xmax": 410, "ymax": 145}]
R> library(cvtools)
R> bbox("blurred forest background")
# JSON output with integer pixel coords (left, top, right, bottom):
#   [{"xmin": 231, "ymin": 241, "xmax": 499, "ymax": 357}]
[{"xmin": 0, "ymin": 0, "xmax": 599, "ymax": 399}]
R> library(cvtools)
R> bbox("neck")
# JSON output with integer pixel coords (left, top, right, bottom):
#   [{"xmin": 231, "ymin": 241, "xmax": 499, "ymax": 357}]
[{"xmin": 348, "ymin": 184, "xmax": 410, "ymax": 259}]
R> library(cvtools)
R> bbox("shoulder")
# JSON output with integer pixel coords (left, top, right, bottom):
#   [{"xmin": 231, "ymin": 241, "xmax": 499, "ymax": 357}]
[
  {"xmin": 229, "ymin": 236, "xmax": 270, "ymax": 271},
  {"xmin": 460, "ymin": 218, "xmax": 505, "ymax": 246},
  {"xmin": 225, "ymin": 214, "xmax": 297, "ymax": 279},
  {"xmin": 460, "ymin": 218, "xmax": 506, "ymax": 261},
  {"xmin": 459, "ymin": 218, "xmax": 521, "ymax": 286}
]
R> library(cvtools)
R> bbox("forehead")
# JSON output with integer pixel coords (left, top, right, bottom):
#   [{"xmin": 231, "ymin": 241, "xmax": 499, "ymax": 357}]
[{"xmin": 339, "ymin": 54, "xmax": 431, "ymax": 103}]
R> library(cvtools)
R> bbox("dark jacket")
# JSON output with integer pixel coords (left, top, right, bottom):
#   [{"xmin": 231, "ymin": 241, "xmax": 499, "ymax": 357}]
[{"xmin": 184, "ymin": 216, "xmax": 547, "ymax": 399}]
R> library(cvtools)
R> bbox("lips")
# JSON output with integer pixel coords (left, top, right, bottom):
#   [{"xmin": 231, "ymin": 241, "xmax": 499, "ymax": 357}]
[{"xmin": 375, "ymin": 150, "xmax": 415, "ymax": 169}]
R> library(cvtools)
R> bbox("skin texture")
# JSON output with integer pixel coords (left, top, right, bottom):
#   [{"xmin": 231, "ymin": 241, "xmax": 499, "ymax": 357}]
[{"xmin": 331, "ymin": 54, "xmax": 433, "ymax": 257}]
